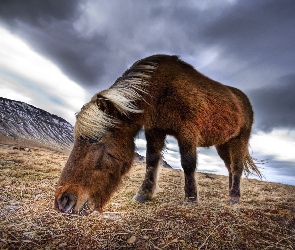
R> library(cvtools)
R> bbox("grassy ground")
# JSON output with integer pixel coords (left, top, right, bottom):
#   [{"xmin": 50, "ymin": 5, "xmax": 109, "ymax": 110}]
[{"xmin": 0, "ymin": 144, "xmax": 294, "ymax": 249}]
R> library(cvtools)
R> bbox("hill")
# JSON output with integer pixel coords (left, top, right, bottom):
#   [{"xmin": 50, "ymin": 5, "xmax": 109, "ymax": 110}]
[
  {"xmin": 0, "ymin": 97, "xmax": 74, "ymax": 151},
  {"xmin": 0, "ymin": 144, "xmax": 294, "ymax": 249}
]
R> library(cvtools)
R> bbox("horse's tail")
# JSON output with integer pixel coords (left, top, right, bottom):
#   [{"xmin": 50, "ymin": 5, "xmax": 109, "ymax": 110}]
[{"xmin": 243, "ymin": 152, "xmax": 263, "ymax": 179}]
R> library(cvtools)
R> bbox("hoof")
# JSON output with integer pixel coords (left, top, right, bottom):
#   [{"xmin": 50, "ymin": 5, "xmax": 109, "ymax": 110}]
[
  {"xmin": 132, "ymin": 193, "xmax": 150, "ymax": 203},
  {"xmin": 183, "ymin": 196, "xmax": 198, "ymax": 206},
  {"xmin": 229, "ymin": 196, "xmax": 239, "ymax": 204}
]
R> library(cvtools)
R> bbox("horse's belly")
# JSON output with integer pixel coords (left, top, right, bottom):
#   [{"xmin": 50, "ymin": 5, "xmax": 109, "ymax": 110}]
[{"xmin": 196, "ymin": 113, "xmax": 242, "ymax": 146}]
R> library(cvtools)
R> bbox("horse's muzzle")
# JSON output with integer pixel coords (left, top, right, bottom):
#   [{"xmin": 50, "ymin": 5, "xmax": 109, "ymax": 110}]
[{"xmin": 54, "ymin": 192, "xmax": 77, "ymax": 214}]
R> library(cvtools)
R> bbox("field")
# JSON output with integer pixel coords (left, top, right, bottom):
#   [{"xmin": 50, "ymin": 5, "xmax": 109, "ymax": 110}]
[{"xmin": 0, "ymin": 144, "xmax": 294, "ymax": 249}]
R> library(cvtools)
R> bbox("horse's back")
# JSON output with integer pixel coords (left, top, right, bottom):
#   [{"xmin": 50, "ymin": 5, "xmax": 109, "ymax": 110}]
[{"xmin": 144, "ymin": 56, "xmax": 253, "ymax": 146}]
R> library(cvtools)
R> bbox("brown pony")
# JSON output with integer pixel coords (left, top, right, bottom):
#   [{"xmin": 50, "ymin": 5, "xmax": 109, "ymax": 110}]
[{"xmin": 54, "ymin": 55, "xmax": 261, "ymax": 215}]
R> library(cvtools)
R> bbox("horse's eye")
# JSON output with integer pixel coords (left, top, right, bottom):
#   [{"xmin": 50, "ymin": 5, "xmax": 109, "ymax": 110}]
[
  {"xmin": 79, "ymin": 136, "xmax": 100, "ymax": 144},
  {"xmin": 88, "ymin": 138, "xmax": 99, "ymax": 144},
  {"xmin": 83, "ymin": 136, "xmax": 102, "ymax": 144}
]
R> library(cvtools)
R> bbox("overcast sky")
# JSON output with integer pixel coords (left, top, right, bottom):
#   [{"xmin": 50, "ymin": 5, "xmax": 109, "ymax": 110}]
[{"xmin": 0, "ymin": 0, "xmax": 295, "ymax": 185}]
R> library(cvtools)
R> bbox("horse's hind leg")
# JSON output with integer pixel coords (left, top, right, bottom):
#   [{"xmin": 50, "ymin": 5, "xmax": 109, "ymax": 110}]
[
  {"xmin": 133, "ymin": 129, "xmax": 166, "ymax": 203},
  {"xmin": 215, "ymin": 143, "xmax": 232, "ymax": 191},
  {"xmin": 178, "ymin": 139, "xmax": 198, "ymax": 204},
  {"xmin": 217, "ymin": 133, "xmax": 249, "ymax": 204}
]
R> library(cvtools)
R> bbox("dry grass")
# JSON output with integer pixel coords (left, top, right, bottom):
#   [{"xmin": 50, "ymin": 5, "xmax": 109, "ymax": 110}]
[{"xmin": 0, "ymin": 144, "xmax": 294, "ymax": 249}]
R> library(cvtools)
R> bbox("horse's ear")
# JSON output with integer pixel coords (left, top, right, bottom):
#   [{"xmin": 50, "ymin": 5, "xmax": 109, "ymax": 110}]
[
  {"xmin": 94, "ymin": 94, "xmax": 122, "ymax": 119},
  {"xmin": 95, "ymin": 94, "xmax": 111, "ymax": 113}
]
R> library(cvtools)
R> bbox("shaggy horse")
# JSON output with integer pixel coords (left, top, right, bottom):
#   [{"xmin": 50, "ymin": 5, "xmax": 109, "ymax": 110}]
[{"xmin": 54, "ymin": 55, "xmax": 261, "ymax": 215}]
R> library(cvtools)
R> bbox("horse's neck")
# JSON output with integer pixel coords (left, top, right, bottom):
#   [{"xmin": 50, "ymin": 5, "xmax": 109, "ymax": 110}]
[{"xmin": 114, "ymin": 122, "xmax": 141, "ymax": 145}]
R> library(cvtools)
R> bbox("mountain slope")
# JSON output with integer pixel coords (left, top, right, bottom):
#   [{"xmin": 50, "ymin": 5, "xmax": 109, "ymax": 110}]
[{"xmin": 0, "ymin": 97, "xmax": 74, "ymax": 149}]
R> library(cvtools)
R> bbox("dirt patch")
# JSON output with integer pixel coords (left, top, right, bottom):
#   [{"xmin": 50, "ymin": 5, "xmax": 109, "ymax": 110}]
[{"xmin": 0, "ymin": 144, "xmax": 294, "ymax": 249}]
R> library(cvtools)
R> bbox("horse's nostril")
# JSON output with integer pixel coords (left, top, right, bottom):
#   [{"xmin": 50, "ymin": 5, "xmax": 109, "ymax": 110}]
[{"xmin": 56, "ymin": 193, "xmax": 77, "ymax": 213}]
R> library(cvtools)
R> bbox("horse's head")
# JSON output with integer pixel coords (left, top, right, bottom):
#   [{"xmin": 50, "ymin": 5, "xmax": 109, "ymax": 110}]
[
  {"xmin": 54, "ymin": 93, "xmax": 138, "ymax": 215},
  {"xmin": 54, "ymin": 135, "xmax": 132, "ymax": 215}
]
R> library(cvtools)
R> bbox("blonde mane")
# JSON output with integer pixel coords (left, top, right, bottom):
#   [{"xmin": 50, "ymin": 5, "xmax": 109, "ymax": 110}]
[{"xmin": 74, "ymin": 55, "xmax": 171, "ymax": 139}]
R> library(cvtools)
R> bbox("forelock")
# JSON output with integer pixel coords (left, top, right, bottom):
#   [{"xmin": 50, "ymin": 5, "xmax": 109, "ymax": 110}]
[{"xmin": 74, "ymin": 101, "xmax": 118, "ymax": 139}]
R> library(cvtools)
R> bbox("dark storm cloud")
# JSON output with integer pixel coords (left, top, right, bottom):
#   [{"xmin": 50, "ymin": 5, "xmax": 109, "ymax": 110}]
[
  {"xmin": 0, "ymin": 0, "xmax": 78, "ymax": 24},
  {"xmin": 19, "ymin": 25, "xmax": 109, "ymax": 86},
  {"xmin": 1, "ymin": 0, "xmax": 295, "ymax": 132},
  {"xmin": 249, "ymin": 74, "xmax": 295, "ymax": 132},
  {"xmin": 200, "ymin": 0, "xmax": 295, "ymax": 66},
  {"xmin": 0, "ymin": 0, "xmax": 109, "ymax": 87},
  {"xmin": 0, "ymin": 1, "xmax": 228, "ymax": 88}
]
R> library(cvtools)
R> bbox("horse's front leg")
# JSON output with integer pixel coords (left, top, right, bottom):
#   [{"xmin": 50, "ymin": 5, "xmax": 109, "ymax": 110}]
[
  {"xmin": 133, "ymin": 129, "xmax": 166, "ymax": 203},
  {"xmin": 178, "ymin": 139, "xmax": 198, "ymax": 204}
]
